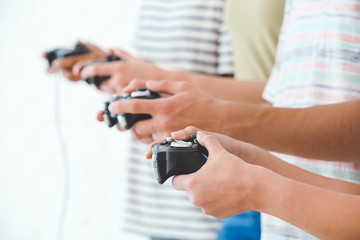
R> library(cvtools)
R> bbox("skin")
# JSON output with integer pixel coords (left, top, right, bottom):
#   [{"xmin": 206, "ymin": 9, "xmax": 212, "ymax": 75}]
[
  {"xmin": 148, "ymin": 130, "xmax": 360, "ymax": 240},
  {"xmin": 45, "ymin": 43, "xmax": 360, "ymax": 162},
  {"xmin": 44, "ymin": 41, "xmax": 107, "ymax": 80},
  {"xmin": 73, "ymin": 48, "xmax": 166, "ymax": 94},
  {"xmin": 110, "ymin": 79, "xmax": 360, "ymax": 162}
]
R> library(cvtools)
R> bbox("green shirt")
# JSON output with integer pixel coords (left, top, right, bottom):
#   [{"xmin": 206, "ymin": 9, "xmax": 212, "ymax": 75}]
[{"xmin": 224, "ymin": 0, "xmax": 285, "ymax": 81}]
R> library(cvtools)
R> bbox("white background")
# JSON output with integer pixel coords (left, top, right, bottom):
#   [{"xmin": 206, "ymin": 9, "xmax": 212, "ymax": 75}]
[{"xmin": 0, "ymin": 0, "xmax": 146, "ymax": 239}]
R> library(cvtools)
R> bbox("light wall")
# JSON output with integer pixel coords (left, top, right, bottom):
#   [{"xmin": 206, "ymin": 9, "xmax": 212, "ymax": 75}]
[{"xmin": 0, "ymin": 0, "xmax": 145, "ymax": 239}]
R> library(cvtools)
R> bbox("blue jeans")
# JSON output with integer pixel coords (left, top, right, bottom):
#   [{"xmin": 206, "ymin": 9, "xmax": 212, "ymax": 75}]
[{"xmin": 216, "ymin": 211, "xmax": 261, "ymax": 240}]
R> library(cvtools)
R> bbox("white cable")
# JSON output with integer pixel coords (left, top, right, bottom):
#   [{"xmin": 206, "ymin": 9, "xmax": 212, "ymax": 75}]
[{"xmin": 54, "ymin": 74, "xmax": 71, "ymax": 240}]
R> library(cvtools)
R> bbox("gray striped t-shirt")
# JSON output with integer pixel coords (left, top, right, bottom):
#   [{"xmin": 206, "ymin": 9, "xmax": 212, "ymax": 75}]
[{"xmin": 123, "ymin": 1, "xmax": 233, "ymax": 239}]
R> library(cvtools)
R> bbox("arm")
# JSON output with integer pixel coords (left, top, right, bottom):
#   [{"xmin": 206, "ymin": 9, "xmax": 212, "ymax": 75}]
[
  {"xmin": 110, "ymin": 79, "xmax": 360, "ymax": 162},
  {"xmin": 256, "ymin": 170, "xmax": 360, "ymax": 240},
  {"xmin": 78, "ymin": 49, "xmax": 266, "ymax": 102},
  {"xmin": 221, "ymin": 100, "xmax": 360, "ymax": 162},
  {"xmin": 169, "ymin": 126, "xmax": 360, "ymax": 194},
  {"xmin": 171, "ymin": 132, "xmax": 360, "ymax": 240},
  {"xmin": 160, "ymin": 70, "xmax": 267, "ymax": 103}
]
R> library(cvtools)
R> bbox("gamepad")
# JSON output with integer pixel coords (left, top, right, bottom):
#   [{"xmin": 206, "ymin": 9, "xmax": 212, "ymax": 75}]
[
  {"xmin": 81, "ymin": 55, "xmax": 121, "ymax": 87},
  {"xmin": 45, "ymin": 43, "xmax": 90, "ymax": 66},
  {"xmin": 102, "ymin": 88, "xmax": 161, "ymax": 129},
  {"xmin": 151, "ymin": 134, "xmax": 208, "ymax": 184}
]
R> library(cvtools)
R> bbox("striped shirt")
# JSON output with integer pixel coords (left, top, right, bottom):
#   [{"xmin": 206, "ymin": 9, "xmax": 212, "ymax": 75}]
[
  {"xmin": 124, "ymin": 1, "xmax": 233, "ymax": 239},
  {"xmin": 262, "ymin": 1, "xmax": 360, "ymax": 239}
]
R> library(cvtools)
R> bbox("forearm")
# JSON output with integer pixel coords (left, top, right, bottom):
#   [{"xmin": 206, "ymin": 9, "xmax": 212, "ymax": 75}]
[
  {"xmin": 222, "ymin": 100, "xmax": 360, "ymax": 162},
  {"xmin": 254, "ymin": 169, "xmax": 360, "ymax": 240},
  {"xmin": 161, "ymin": 69, "xmax": 267, "ymax": 103},
  {"xmin": 242, "ymin": 146, "xmax": 360, "ymax": 194}
]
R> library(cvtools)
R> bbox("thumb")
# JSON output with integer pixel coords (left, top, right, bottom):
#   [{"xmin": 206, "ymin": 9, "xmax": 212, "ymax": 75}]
[
  {"xmin": 113, "ymin": 48, "xmax": 136, "ymax": 60},
  {"xmin": 196, "ymin": 131, "xmax": 224, "ymax": 158},
  {"xmin": 146, "ymin": 80, "xmax": 190, "ymax": 95}
]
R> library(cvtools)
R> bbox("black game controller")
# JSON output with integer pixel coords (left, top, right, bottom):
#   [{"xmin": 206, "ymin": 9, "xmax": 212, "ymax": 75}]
[
  {"xmin": 81, "ymin": 55, "xmax": 121, "ymax": 87},
  {"xmin": 151, "ymin": 134, "xmax": 208, "ymax": 184},
  {"xmin": 45, "ymin": 43, "xmax": 90, "ymax": 66},
  {"xmin": 102, "ymin": 88, "xmax": 161, "ymax": 129}
]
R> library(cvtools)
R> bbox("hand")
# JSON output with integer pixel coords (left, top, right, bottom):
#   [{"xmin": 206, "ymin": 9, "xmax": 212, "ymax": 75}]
[
  {"xmin": 146, "ymin": 126, "xmax": 263, "ymax": 165},
  {"xmin": 108, "ymin": 80, "xmax": 225, "ymax": 143},
  {"xmin": 96, "ymin": 110, "xmax": 127, "ymax": 133},
  {"xmin": 169, "ymin": 126, "xmax": 262, "ymax": 165},
  {"xmin": 74, "ymin": 48, "xmax": 166, "ymax": 94},
  {"xmin": 172, "ymin": 131, "xmax": 258, "ymax": 219},
  {"xmin": 44, "ymin": 42, "xmax": 107, "ymax": 81}
]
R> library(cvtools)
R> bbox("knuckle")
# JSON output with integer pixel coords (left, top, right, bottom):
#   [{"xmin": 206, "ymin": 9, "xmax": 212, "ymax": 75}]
[
  {"xmin": 191, "ymin": 195, "xmax": 205, "ymax": 208},
  {"xmin": 202, "ymin": 207, "xmax": 213, "ymax": 216},
  {"xmin": 185, "ymin": 126, "xmax": 197, "ymax": 133},
  {"xmin": 178, "ymin": 81, "xmax": 190, "ymax": 91}
]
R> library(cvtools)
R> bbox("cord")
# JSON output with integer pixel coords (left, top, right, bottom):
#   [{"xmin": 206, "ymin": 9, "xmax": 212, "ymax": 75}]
[{"xmin": 54, "ymin": 74, "xmax": 71, "ymax": 240}]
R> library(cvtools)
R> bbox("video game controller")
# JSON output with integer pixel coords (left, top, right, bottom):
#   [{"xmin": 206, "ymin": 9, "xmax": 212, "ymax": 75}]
[
  {"xmin": 151, "ymin": 134, "xmax": 208, "ymax": 184},
  {"xmin": 102, "ymin": 88, "xmax": 161, "ymax": 129},
  {"xmin": 81, "ymin": 55, "xmax": 121, "ymax": 87},
  {"xmin": 45, "ymin": 43, "xmax": 90, "ymax": 66}
]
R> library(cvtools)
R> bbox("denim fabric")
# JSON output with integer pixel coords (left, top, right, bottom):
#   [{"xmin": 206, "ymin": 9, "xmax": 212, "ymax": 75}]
[{"xmin": 216, "ymin": 211, "xmax": 261, "ymax": 240}]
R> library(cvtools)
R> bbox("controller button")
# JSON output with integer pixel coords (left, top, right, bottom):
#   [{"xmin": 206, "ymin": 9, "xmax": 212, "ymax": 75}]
[
  {"xmin": 170, "ymin": 140, "xmax": 192, "ymax": 148},
  {"xmin": 130, "ymin": 89, "xmax": 151, "ymax": 98},
  {"xmin": 117, "ymin": 115, "xmax": 128, "ymax": 129}
]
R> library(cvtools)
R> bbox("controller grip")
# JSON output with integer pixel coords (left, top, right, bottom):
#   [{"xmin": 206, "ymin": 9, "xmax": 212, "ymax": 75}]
[{"xmin": 155, "ymin": 151, "xmax": 207, "ymax": 184}]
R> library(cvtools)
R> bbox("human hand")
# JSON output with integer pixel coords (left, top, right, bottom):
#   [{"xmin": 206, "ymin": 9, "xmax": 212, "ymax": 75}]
[
  {"xmin": 108, "ymin": 80, "xmax": 225, "ymax": 143},
  {"xmin": 96, "ymin": 110, "xmax": 127, "ymax": 133},
  {"xmin": 44, "ymin": 41, "xmax": 107, "ymax": 81},
  {"xmin": 146, "ymin": 126, "xmax": 264, "ymax": 166},
  {"xmin": 75, "ymin": 48, "xmax": 166, "ymax": 94},
  {"xmin": 170, "ymin": 126, "xmax": 264, "ymax": 165},
  {"xmin": 171, "ymin": 131, "xmax": 259, "ymax": 219}
]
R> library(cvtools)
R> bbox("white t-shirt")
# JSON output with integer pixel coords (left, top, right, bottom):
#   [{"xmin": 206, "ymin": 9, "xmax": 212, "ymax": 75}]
[{"xmin": 262, "ymin": 0, "xmax": 360, "ymax": 239}]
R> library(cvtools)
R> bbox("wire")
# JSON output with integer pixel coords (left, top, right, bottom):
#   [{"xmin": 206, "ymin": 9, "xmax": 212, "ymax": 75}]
[{"xmin": 54, "ymin": 74, "xmax": 71, "ymax": 240}]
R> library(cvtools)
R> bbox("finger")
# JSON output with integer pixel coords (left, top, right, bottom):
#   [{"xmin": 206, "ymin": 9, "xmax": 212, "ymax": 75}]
[
  {"xmin": 108, "ymin": 98, "xmax": 160, "ymax": 115},
  {"xmin": 146, "ymin": 80, "xmax": 191, "ymax": 95},
  {"xmin": 98, "ymin": 82, "xmax": 116, "ymax": 94},
  {"xmin": 115, "ymin": 123, "xmax": 126, "ymax": 132},
  {"xmin": 73, "ymin": 59, "xmax": 93, "ymax": 76},
  {"xmin": 146, "ymin": 141, "xmax": 159, "ymax": 159},
  {"xmin": 80, "ymin": 61, "xmax": 120, "ymax": 79},
  {"xmin": 131, "ymin": 130, "xmax": 154, "ymax": 143},
  {"xmin": 62, "ymin": 69, "xmax": 80, "ymax": 81},
  {"xmin": 172, "ymin": 175, "xmax": 191, "ymax": 191},
  {"xmin": 196, "ymin": 131, "xmax": 224, "ymax": 157},
  {"xmin": 122, "ymin": 79, "xmax": 147, "ymax": 93},
  {"xmin": 96, "ymin": 111, "xmax": 104, "ymax": 122},
  {"xmin": 131, "ymin": 118, "xmax": 157, "ymax": 136},
  {"xmin": 113, "ymin": 48, "xmax": 135, "ymax": 60},
  {"xmin": 56, "ymin": 56, "xmax": 81, "ymax": 69},
  {"xmin": 171, "ymin": 126, "xmax": 200, "ymax": 140},
  {"xmin": 152, "ymin": 131, "xmax": 171, "ymax": 142}
]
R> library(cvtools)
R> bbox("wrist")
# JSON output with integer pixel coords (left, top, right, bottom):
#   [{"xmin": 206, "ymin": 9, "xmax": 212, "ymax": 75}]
[
  {"xmin": 219, "ymin": 102, "xmax": 257, "ymax": 140},
  {"xmin": 252, "ymin": 167, "xmax": 292, "ymax": 216}
]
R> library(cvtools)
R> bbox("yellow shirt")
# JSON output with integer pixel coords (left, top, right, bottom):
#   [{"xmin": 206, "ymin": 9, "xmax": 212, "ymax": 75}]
[{"xmin": 225, "ymin": 0, "xmax": 285, "ymax": 81}]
